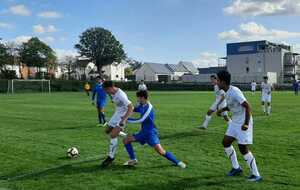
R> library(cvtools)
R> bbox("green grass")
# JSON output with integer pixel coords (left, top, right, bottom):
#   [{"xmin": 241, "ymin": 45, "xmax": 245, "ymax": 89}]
[{"xmin": 0, "ymin": 91, "xmax": 299, "ymax": 190}]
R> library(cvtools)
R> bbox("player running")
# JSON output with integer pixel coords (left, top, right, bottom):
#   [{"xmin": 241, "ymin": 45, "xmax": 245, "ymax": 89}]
[
  {"xmin": 216, "ymin": 70, "xmax": 262, "ymax": 182},
  {"xmin": 101, "ymin": 81, "xmax": 134, "ymax": 168},
  {"xmin": 123, "ymin": 90, "xmax": 186, "ymax": 168},
  {"xmin": 91, "ymin": 76, "xmax": 107, "ymax": 127},
  {"xmin": 261, "ymin": 76, "xmax": 273, "ymax": 115},
  {"xmin": 199, "ymin": 75, "xmax": 230, "ymax": 129},
  {"xmin": 251, "ymin": 80, "xmax": 257, "ymax": 95}
]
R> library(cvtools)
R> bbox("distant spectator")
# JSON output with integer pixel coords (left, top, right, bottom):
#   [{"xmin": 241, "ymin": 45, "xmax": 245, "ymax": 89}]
[
  {"xmin": 251, "ymin": 80, "xmax": 257, "ymax": 95},
  {"xmin": 293, "ymin": 80, "xmax": 299, "ymax": 96},
  {"xmin": 138, "ymin": 80, "xmax": 147, "ymax": 91},
  {"xmin": 84, "ymin": 82, "xmax": 91, "ymax": 96}
]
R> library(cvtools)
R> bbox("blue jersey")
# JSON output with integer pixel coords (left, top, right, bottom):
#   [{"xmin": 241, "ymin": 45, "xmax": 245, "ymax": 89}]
[
  {"xmin": 92, "ymin": 83, "xmax": 107, "ymax": 103},
  {"xmin": 128, "ymin": 103, "xmax": 156, "ymax": 134}
]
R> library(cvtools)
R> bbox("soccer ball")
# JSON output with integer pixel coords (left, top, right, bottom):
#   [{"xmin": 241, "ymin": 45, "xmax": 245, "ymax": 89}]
[{"xmin": 67, "ymin": 147, "xmax": 79, "ymax": 158}]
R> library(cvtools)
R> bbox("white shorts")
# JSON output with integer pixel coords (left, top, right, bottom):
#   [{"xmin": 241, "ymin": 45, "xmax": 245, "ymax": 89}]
[
  {"xmin": 225, "ymin": 119, "xmax": 253, "ymax": 145},
  {"xmin": 108, "ymin": 111, "xmax": 126, "ymax": 128},
  {"xmin": 210, "ymin": 100, "xmax": 227, "ymax": 112},
  {"xmin": 262, "ymin": 94, "xmax": 271, "ymax": 102}
]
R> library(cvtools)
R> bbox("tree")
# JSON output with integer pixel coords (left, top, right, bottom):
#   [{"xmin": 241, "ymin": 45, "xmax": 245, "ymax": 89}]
[
  {"xmin": 75, "ymin": 27, "xmax": 126, "ymax": 75},
  {"xmin": 0, "ymin": 40, "xmax": 9, "ymax": 69},
  {"xmin": 20, "ymin": 37, "xmax": 56, "ymax": 78},
  {"xmin": 61, "ymin": 55, "xmax": 77, "ymax": 80},
  {"xmin": 0, "ymin": 40, "xmax": 17, "ymax": 79}
]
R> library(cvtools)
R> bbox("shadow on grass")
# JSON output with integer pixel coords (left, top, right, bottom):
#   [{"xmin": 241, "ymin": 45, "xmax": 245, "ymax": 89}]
[
  {"xmin": 28, "ymin": 124, "xmax": 98, "ymax": 132},
  {"xmin": 159, "ymin": 130, "xmax": 219, "ymax": 140}
]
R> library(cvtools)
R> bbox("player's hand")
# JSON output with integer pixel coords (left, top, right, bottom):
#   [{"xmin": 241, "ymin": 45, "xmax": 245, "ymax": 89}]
[{"xmin": 241, "ymin": 124, "xmax": 249, "ymax": 131}]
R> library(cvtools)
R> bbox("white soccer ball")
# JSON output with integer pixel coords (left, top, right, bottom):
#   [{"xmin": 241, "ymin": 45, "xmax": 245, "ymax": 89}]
[{"xmin": 67, "ymin": 147, "xmax": 79, "ymax": 158}]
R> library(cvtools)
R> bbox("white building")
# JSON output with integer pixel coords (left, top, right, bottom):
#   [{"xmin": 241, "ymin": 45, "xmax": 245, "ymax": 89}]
[
  {"xmin": 226, "ymin": 40, "xmax": 300, "ymax": 84},
  {"xmin": 135, "ymin": 62, "xmax": 197, "ymax": 82}
]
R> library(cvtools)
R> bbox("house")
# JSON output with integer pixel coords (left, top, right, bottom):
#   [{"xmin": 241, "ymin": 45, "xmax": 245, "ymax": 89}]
[
  {"xmin": 178, "ymin": 61, "xmax": 199, "ymax": 75},
  {"xmin": 135, "ymin": 62, "xmax": 198, "ymax": 82},
  {"xmin": 182, "ymin": 66, "xmax": 226, "ymax": 83}
]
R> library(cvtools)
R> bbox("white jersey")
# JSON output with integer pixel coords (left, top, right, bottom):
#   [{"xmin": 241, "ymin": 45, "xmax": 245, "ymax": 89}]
[
  {"xmin": 261, "ymin": 82, "xmax": 272, "ymax": 95},
  {"xmin": 214, "ymin": 85, "xmax": 225, "ymax": 101},
  {"xmin": 112, "ymin": 89, "xmax": 132, "ymax": 114},
  {"xmin": 225, "ymin": 85, "xmax": 249, "ymax": 125},
  {"xmin": 251, "ymin": 82, "xmax": 257, "ymax": 91},
  {"xmin": 138, "ymin": 84, "xmax": 147, "ymax": 91}
]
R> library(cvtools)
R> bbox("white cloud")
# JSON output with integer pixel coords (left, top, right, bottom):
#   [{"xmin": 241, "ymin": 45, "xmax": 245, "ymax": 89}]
[
  {"xmin": 192, "ymin": 52, "xmax": 220, "ymax": 68},
  {"xmin": 218, "ymin": 22, "xmax": 300, "ymax": 42},
  {"xmin": 33, "ymin": 24, "xmax": 58, "ymax": 34},
  {"xmin": 0, "ymin": 22, "xmax": 14, "ymax": 29},
  {"xmin": 13, "ymin": 35, "xmax": 32, "ymax": 44},
  {"xmin": 9, "ymin": 4, "xmax": 31, "ymax": 16},
  {"xmin": 224, "ymin": 0, "xmax": 300, "ymax": 16},
  {"xmin": 54, "ymin": 49, "xmax": 78, "ymax": 62},
  {"xmin": 37, "ymin": 11, "xmax": 62, "ymax": 18}
]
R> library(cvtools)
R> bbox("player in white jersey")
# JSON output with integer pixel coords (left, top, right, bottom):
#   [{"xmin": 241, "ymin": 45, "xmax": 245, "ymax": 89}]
[
  {"xmin": 101, "ymin": 81, "xmax": 134, "ymax": 168},
  {"xmin": 261, "ymin": 76, "xmax": 272, "ymax": 115},
  {"xmin": 199, "ymin": 75, "xmax": 230, "ymax": 129},
  {"xmin": 138, "ymin": 80, "xmax": 147, "ymax": 91},
  {"xmin": 251, "ymin": 80, "xmax": 257, "ymax": 95},
  {"xmin": 216, "ymin": 71, "xmax": 262, "ymax": 182}
]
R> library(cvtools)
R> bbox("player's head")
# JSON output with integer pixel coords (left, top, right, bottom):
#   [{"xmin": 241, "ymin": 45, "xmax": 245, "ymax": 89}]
[
  {"xmin": 103, "ymin": 80, "xmax": 116, "ymax": 94},
  {"xmin": 136, "ymin": 90, "xmax": 148, "ymax": 104},
  {"xmin": 217, "ymin": 70, "xmax": 231, "ymax": 90},
  {"xmin": 263, "ymin": 76, "xmax": 268, "ymax": 82},
  {"xmin": 141, "ymin": 80, "xmax": 144, "ymax": 84},
  {"xmin": 210, "ymin": 75, "xmax": 217, "ymax": 85}
]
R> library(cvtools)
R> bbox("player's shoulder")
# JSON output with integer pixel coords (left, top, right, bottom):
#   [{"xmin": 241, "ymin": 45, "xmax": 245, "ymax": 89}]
[{"xmin": 228, "ymin": 85, "xmax": 243, "ymax": 96}]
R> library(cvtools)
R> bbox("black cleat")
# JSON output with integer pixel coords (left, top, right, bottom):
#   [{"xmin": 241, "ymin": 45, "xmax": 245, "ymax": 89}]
[{"xmin": 101, "ymin": 156, "xmax": 115, "ymax": 168}]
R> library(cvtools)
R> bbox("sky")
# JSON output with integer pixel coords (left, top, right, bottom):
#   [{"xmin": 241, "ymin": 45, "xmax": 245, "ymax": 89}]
[{"xmin": 1, "ymin": 0, "xmax": 300, "ymax": 67}]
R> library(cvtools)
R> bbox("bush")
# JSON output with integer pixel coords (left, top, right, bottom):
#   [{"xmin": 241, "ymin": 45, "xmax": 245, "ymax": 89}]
[{"xmin": 0, "ymin": 70, "xmax": 17, "ymax": 79}]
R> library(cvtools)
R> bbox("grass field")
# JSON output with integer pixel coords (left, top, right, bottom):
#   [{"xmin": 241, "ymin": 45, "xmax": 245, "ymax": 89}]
[{"xmin": 0, "ymin": 91, "xmax": 300, "ymax": 190}]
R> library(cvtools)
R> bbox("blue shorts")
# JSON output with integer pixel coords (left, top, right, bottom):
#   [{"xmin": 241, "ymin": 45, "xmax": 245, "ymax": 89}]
[
  {"xmin": 133, "ymin": 131, "xmax": 160, "ymax": 147},
  {"xmin": 96, "ymin": 101, "xmax": 106, "ymax": 109}
]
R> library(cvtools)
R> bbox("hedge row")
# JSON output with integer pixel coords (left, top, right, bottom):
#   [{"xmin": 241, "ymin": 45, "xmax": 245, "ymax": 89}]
[{"xmin": 0, "ymin": 79, "xmax": 295, "ymax": 93}]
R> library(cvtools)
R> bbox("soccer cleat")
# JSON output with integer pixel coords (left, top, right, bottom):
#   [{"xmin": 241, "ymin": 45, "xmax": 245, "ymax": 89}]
[
  {"xmin": 100, "ymin": 156, "xmax": 115, "ymax": 168},
  {"xmin": 177, "ymin": 161, "xmax": 186, "ymax": 169},
  {"xmin": 247, "ymin": 175, "xmax": 262, "ymax": 182},
  {"xmin": 103, "ymin": 122, "xmax": 108, "ymax": 127},
  {"xmin": 198, "ymin": 125, "xmax": 207, "ymax": 130},
  {"xmin": 123, "ymin": 159, "xmax": 138, "ymax": 166},
  {"xmin": 96, "ymin": 123, "xmax": 103, "ymax": 127},
  {"xmin": 227, "ymin": 167, "xmax": 243, "ymax": 176}
]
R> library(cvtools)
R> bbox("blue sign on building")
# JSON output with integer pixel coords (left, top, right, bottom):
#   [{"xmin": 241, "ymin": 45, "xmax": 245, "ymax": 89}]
[{"xmin": 227, "ymin": 41, "xmax": 267, "ymax": 55}]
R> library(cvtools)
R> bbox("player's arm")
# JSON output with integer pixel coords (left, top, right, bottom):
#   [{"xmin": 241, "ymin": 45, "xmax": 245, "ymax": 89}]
[
  {"xmin": 91, "ymin": 87, "xmax": 96, "ymax": 103},
  {"xmin": 216, "ymin": 106, "xmax": 229, "ymax": 116},
  {"xmin": 216, "ymin": 94, "xmax": 225, "ymax": 107},
  {"xmin": 120, "ymin": 103, "xmax": 134, "ymax": 126},
  {"xmin": 128, "ymin": 104, "xmax": 153, "ymax": 124},
  {"xmin": 241, "ymin": 101, "xmax": 251, "ymax": 131}
]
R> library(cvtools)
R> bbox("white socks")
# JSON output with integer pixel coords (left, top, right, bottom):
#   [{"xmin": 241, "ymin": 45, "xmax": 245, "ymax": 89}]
[
  {"xmin": 224, "ymin": 146, "xmax": 240, "ymax": 169},
  {"xmin": 108, "ymin": 138, "xmax": 118, "ymax": 158},
  {"xmin": 262, "ymin": 105, "xmax": 266, "ymax": 113},
  {"xmin": 244, "ymin": 152, "xmax": 260, "ymax": 177},
  {"xmin": 267, "ymin": 106, "xmax": 271, "ymax": 115},
  {"xmin": 202, "ymin": 115, "xmax": 212, "ymax": 128}
]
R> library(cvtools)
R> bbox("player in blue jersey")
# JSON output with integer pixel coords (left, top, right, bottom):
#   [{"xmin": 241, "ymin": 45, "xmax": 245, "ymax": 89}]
[
  {"xmin": 122, "ymin": 90, "xmax": 186, "ymax": 168},
  {"xmin": 91, "ymin": 76, "xmax": 107, "ymax": 127}
]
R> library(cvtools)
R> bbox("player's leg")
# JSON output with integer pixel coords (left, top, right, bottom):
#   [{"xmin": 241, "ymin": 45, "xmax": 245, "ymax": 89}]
[
  {"xmin": 99, "ymin": 107, "xmax": 106, "ymax": 125},
  {"xmin": 223, "ymin": 135, "xmax": 242, "ymax": 176},
  {"xmin": 123, "ymin": 135, "xmax": 138, "ymax": 166},
  {"xmin": 200, "ymin": 109, "xmax": 214, "ymax": 129},
  {"xmin": 267, "ymin": 96, "xmax": 271, "ymax": 115},
  {"xmin": 153, "ymin": 144, "xmax": 186, "ymax": 168},
  {"xmin": 238, "ymin": 144, "xmax": 262, "ymax": 182},
  {"xmin": 261, "ymin": 100, "xmax": 266, "ymax": 114},
  {"xmin": 96, "ymin": 107, "xmax": 103, "ymax": 125}
]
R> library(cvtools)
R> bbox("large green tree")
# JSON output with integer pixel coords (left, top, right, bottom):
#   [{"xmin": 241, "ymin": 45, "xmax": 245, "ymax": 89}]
[
  {"xmin": 75, "ymin": 27, "xmax": 126, "ymax": 75},
  {"xmin": 0, "ymin": 40, "xmax": 9, "ymax": 69},
  {"xmin": 20, "ymin": 37, "xmax": 56, "ymax": 77}
]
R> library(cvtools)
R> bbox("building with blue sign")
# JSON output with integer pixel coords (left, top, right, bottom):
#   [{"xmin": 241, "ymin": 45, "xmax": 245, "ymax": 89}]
[{"xmin": 226, "ymin": 40, "xmax": 300, "ymax": 84}]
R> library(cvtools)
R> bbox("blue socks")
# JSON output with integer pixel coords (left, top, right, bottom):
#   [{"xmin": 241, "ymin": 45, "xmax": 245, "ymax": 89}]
[
  {"xmin": 125, "ymin": 143, "xmax": 136, "ymax": 160},
  {"xmin": 98, "ymin": 113, "xmax": 102, "ymax": 124},
  {"xmin": 164, "ymin": 152, "xmax": 180, "ymax": 165},
  {"xmin": 98, "ymin": 112, "xmax": 106, "ymax": 124}
]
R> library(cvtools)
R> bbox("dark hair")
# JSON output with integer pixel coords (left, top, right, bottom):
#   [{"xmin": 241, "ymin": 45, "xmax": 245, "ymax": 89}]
[
  {"xmin": 210, "ymin": 75, "xmax": 216, "ymax": 79},
  {"xmin": 136, "ymin": 90, "xmax": 148, "ymax": 99},
  {"xmin": 102, "ymin": 80, "xmax": 114, "ymax": 88},
  {"xmin": 217, "ymin": 70, "xmax": 231, "ymax": 85},
  {"xmin": 263, "ymin": 76, "xmax": 268, "ymax": 80}
]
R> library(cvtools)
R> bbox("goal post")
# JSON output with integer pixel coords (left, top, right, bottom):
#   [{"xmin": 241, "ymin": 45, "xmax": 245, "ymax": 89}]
[{"xmin": 7, "ymin": 79, "xmax": 51, "ymax": 94}]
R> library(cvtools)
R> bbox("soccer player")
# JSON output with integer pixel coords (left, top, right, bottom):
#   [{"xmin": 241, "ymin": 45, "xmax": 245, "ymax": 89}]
[
  {"xmin": 200, "ymin": 75, "xmax": 230, "ymax": 129},
  {"xmin": 293, "ymin": 79, "xmax": 299, "ymax": 96},
  {"xmin": 251, "ymin": 80, "xmax": 257, "ymax": 95},
  {"xmin": 101, "ymin": 81, "xmax": 134, "ymax": 168},
  {"xmin": 84, "ymin": 82, "xmax": 91, "ymax": 96},
  {"xmin": 123, "ymin": 90, "xmax": 186, "ymax": 168},
  {"xmin": 91, "ymin": 76, "xmax": 107, "ymax": 127},
  {"xmin": 138, "ymin": 80, "xmax": 147, "ymax": 91},
  {"xmin": 261, "ymin": 76, "xmax": 272, "ymax": 115},
  {"xmin": 216, "ymin": 70, "xmax": 262, "ymax": 182}
]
